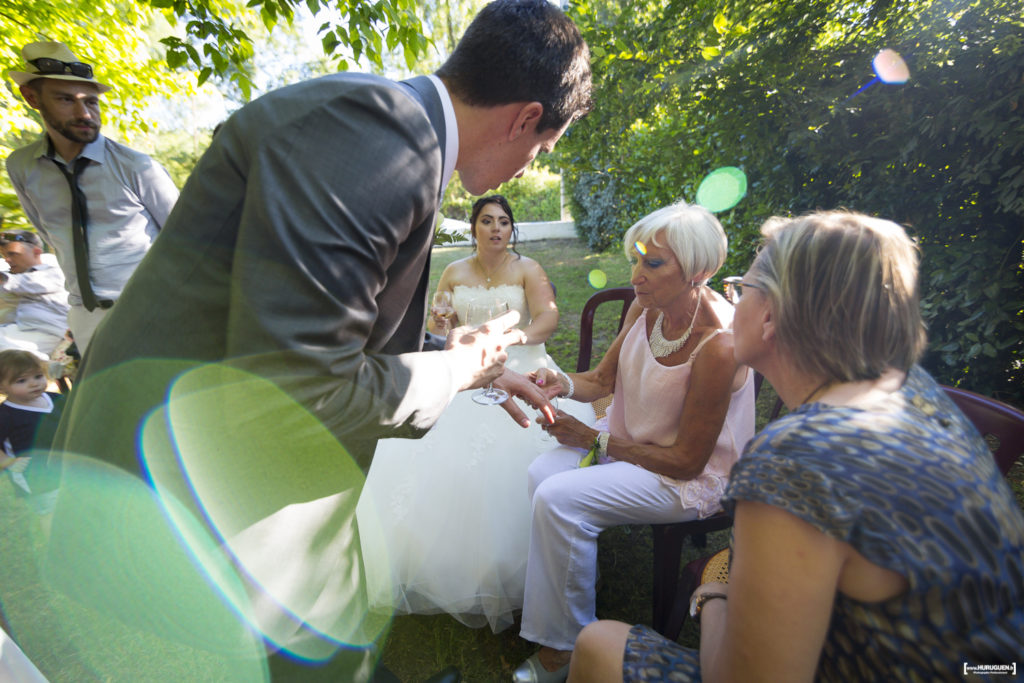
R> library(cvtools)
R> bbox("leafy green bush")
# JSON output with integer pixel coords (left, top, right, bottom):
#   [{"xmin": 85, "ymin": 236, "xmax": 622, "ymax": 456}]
[
  {"xmin": 439, "ymin": 165, "xmax": 562, "ymax": 224},
  {"xmin": 570, "ymin": 171, "xmax": 623, "ymax": 251},
  {"xmin": 559, "ymin": 0, "xmax": 1023, "ymax": 406}
]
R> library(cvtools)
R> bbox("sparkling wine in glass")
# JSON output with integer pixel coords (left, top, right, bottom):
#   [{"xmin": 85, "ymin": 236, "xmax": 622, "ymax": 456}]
[
  {"xmin": 539, "ymin": 394, "xmax": 561, "ymax": 441},
  {"xmin": 431, "ymin": 290, "xmax": 455, "ymax": 336},
  {"xmin": 466, "ymin": 300, "xmax": 510, "ymax": 405}
]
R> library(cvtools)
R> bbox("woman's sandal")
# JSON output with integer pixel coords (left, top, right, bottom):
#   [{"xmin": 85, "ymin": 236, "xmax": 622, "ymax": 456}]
[{"xmin": 511, "ymin": 652, "xmax": 570, "ymax": 683}]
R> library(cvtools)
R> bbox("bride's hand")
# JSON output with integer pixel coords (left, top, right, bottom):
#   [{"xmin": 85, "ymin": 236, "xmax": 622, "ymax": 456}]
[{"xmin": 431, "ymin": 309, "xmax": 457, "ymax": 330}]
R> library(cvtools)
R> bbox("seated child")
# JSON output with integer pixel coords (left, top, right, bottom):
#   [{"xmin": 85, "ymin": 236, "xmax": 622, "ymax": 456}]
[{"xmin": 0, "ymin": 350, "xmax": 65, "ymax": 514}]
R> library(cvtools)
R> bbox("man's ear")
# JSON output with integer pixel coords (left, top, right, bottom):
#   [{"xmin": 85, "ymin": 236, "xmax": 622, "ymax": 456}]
[
  {"xmin": 19, "ymin": 83, "xmax": 41, "ymax": 109},
  {"xmin": 507, "ymin": 102, "xmax": 543, "ymax": 141},
  {"xmin": 31, "ymin": 247, "xmax": 44, "ymax": 258}
]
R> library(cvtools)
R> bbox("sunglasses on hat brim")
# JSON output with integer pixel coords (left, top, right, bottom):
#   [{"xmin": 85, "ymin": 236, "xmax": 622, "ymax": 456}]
[{"xmin": 30, "ymin": 57, "xmax": 94, "ymax": 79}]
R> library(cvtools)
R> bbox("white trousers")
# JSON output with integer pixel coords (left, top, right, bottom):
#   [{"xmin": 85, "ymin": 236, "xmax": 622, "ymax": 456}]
[
  {"xmin": 519, "ymin": 447, "xmax": 700, "ymax": 650},
  {"xmin": 67, "ymin": 305, "xmax": 108, "ymax": 355}
]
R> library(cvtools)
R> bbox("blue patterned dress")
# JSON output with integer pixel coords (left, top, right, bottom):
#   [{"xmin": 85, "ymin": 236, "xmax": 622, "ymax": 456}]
[{"xmin": 623, "ymin": 366, "xmax": 1024, "ymax": 681}]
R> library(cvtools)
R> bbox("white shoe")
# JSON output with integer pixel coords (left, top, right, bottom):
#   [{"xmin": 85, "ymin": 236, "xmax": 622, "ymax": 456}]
[{"xmin": 511, "ymin": 652, "xmax": 569, "ymax": 683}]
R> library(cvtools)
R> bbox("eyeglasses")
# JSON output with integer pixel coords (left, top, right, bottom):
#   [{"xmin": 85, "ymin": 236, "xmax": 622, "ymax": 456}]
[
  {"xmin": 30, "ymin": 57, "xmax": 94, "ymax": 79},
  {"xmin": 722, "ymin": 276, "xmax": 761, "ymax": 303}
]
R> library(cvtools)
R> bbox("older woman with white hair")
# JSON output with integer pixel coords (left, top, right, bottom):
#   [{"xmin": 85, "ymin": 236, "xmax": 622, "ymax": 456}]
[{"xmin": 511, "ymin": 201, "xmax": 756, "ymax": 682}]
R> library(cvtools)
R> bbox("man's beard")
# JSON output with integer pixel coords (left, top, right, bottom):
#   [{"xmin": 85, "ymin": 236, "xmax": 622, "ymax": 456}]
[{"xmin": 40, "ymin": 104, "xmax": 100, "ymax": 145}]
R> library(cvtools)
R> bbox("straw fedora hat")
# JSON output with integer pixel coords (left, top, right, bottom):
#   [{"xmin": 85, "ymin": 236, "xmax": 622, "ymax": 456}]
[{"xmin": 8, "ymin": 41, "xmax": 111, "ymax": 93}]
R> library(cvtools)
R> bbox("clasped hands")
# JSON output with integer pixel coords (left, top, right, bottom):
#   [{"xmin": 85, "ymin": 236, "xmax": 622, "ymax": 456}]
[{"xmin": 445, "ymin": 309, "xmax": 556, "ymax": 428}]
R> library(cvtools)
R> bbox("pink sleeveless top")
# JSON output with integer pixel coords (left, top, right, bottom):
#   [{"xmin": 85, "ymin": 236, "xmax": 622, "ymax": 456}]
[{"xmin": 606, "ymin": 308, "xmax": 756, "ymax": 518}]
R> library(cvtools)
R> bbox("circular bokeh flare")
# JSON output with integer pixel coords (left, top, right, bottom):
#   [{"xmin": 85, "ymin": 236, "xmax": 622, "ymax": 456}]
[
  {"xmin": 696, "ymin": 167, "xmax": 748, "ymax": 213},
  {"xmin": 873, "ymin": 49, "xmax": 909, "ymax": 84}
]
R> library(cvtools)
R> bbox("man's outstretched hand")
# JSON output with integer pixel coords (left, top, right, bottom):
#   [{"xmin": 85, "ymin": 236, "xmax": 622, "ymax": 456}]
[{"xmin": 447, "ymin": 309, "xmax": 525, "ymax": 391}]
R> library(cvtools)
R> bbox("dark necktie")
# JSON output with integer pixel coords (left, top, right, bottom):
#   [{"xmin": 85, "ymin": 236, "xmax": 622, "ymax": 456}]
[{"xmin": 51, "ymin": 155, "xmax": 99, "ymax": 311}]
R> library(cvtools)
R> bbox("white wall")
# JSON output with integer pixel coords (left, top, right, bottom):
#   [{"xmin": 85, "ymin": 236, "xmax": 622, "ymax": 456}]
[{"xmin": 438, "ymin": 219, "xmax": 576, "ymax": 246}]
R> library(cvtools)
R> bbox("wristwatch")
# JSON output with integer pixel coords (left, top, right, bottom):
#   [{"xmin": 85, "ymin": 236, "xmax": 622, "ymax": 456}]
[{"xmin": 689, "ymin": 590, "xmax": 727, "ymax": 619}]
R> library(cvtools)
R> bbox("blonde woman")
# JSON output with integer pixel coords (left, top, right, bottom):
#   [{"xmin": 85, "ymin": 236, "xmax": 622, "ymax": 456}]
[{"xmin": 571, "ymin": 211, "xmax": 1024, "ymax": 682}]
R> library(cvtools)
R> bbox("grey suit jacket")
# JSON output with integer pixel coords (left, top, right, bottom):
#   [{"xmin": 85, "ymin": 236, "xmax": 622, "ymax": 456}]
[
  {"xmin": 44, "ymin": 74, "xmax": 456, "ymax": 666},
  {"xmin": 56, "ymin": 73, "xmax": 454, "ymax": 474}
]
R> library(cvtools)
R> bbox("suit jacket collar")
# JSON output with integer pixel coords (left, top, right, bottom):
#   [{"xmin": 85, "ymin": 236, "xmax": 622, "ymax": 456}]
[{"xmin": 400, "ymin": 76, "xmax": 450, "ymax": 198}]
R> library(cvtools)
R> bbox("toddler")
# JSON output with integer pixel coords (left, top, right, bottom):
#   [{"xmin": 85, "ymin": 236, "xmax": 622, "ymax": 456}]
[{"xmin": 0, "ymin": 349, "xmax": 64, "ymax": 513}]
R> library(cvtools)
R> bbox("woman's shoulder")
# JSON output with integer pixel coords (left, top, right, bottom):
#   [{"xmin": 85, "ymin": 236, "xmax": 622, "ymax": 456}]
[
  {"xmin": 441, "ymin": 258, "xmax": 483, "ymax": 288},
  {"xmin": 508, "ymin": 253, "xmax": 546, "ymax": 277},
  {"xmin": 443, "ymin": 257, "xmax": 476, "ymax": 275},
  {"xmin": 741, "ymin": 373, "xmax": 959, "ymax": 467},
  {"xmin": 727, "ymin": 411, "xmax": 863, "ymax": 515},
  {"xmin": 703, "ymin": 287, "xmax": 735, "ymax": 327},
  {"xmin": 687, "ymin": 324, "xmax": 735, "ymax": 368}
]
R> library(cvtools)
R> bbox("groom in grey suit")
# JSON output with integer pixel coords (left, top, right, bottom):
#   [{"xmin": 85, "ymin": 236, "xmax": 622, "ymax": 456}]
[{"xmin": 41, "ymin": 1, "xmax": 592, "ymax": 680}]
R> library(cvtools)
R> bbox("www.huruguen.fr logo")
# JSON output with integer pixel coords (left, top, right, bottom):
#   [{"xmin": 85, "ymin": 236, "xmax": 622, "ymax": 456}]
[{"xmin": 963, "ymin": 663, "xmax": 1017, "ymax": 676}]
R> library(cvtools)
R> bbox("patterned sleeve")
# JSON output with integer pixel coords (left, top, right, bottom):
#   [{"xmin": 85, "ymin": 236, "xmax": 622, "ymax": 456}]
[{"xmin": 722, "ymin": 413, "xmax": 862, "ymax": 543}]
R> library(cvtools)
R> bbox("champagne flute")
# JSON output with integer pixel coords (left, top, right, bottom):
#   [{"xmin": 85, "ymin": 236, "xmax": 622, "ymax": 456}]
[
  {"xmin": 466, "ymin": 299, "xmax": 511, "ymax": 405},
  {"xmin": 539, "ymin": 392, "xmax": 561, "ymax": 441},
  {"xmin": 431, "ymin": 290, "xmax": 455, "ymax": 336}
]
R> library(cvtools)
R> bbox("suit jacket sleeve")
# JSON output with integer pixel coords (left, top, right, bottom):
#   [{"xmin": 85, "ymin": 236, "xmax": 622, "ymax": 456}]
[{"xmin": 222, "ymin": 83, "xmax": 458, "ymax": 444}]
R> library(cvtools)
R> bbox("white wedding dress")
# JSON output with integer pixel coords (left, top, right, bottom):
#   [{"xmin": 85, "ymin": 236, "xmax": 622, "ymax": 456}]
[{"xmin": 356, "ymin": 284, "xmax": 596, "ymax": 632}]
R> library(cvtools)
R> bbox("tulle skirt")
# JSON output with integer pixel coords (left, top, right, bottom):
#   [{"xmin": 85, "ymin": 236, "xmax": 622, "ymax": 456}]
[{"xmin": 356, "ymin": 344, "xmax": 596, "ymax": 632}]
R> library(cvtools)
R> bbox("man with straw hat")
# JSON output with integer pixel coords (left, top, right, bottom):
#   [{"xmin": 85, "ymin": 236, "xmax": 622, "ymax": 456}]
[{"xmin": 5, "ymin": 40, "xmax": 178, "ymax": 353}]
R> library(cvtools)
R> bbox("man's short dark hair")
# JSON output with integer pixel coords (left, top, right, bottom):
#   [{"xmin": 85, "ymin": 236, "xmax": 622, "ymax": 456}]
[
  {"xmin": 0, "ymin": 229, "xmax": 42, "ymax": 248},
  {"xmin": 437, "ymin": 0, "xmax": 592, "ymax": 133}
]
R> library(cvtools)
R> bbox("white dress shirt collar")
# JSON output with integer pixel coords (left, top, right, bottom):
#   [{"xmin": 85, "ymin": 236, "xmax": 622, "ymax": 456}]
[{"xmin": 425, "ymin": 74, "xmax": 458, "ymax": 192}]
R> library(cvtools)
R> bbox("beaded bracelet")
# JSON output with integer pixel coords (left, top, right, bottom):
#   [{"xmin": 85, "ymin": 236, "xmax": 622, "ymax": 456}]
[{"xmin": 562, "ymin": 373, "xmax": 575, "ymax": 399}]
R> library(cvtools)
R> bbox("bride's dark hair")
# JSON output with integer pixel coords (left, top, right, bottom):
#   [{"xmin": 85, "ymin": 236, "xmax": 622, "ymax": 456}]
[{"xmin": 470, "ymin": 195, "xmax": 521, "ymax": 259}]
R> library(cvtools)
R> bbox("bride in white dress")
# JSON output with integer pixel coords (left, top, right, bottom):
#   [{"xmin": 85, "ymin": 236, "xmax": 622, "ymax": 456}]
[{"xmin": 357, "ymin": 196, "xmax": 595, "ymax": 633}]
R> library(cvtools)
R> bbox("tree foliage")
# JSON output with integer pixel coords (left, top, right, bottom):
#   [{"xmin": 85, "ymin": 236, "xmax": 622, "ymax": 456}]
[
  {"xmin": 441, "ymin": 166, "xmax": 563, "ymax": 224},
  {"xmin": 0, "ymin": 0, "xmax": 194, "ymax": 227},
  {"xmin": 558, "ymin": 0, "xmax": 1023, "ymax": 404},
  {"xmin": 152, "ymin": 0, "xmax": 428, "ymax": 100},
  {"xmin": 0, "ymin": 0, "xmax": 434, "ymax": 229}
]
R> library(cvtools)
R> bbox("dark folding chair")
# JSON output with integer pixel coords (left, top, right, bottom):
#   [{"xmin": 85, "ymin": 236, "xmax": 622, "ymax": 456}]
[
  {"xmin": 576, "ymin": 286, "xmax": 635, "ymax": 373},
  {"xmin": 942, "ymin": 385, "xmax": 1024, "ymax": 475}
]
